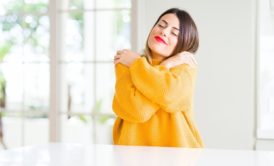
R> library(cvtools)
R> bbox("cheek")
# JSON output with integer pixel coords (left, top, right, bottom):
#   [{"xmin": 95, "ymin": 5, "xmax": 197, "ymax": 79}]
[
  {"xmin": 169, "ymin": 38, "xmax": 178, "ymax": 50},
  {"xmin": 148, "ymin": 32, "xmax": 153, "ymax": 42},
  {"xmin": 147, "ymin": 30, "xmax": 157, "ymax": 47},
  {"xmin": 148, "ymin": 29, "xmax": 156, "ymax": 41},
  {"xmin": 147, "ymin": 34, "xmax": 153, "ymax": 48}
]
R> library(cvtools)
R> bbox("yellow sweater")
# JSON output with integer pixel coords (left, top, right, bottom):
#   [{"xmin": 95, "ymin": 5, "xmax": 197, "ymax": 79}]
[{"xmin": 112, "ymin": 57, "xmax": 203, "ymax": 148}]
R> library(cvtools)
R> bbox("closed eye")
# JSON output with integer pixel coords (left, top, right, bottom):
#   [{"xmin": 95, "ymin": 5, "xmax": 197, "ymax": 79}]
[
  {"xmin": 158, "ymin": 23, "xmax": 165, "ymax": 28},
  {"xmin": 172, "ymin": 32, "xmax": 178, "ymax": 36}
]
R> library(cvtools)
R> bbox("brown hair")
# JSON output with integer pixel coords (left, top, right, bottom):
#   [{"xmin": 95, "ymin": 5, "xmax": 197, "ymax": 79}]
[{"xmin": 145, "ymin": 8, "xmax": 199, "ymax": 58}]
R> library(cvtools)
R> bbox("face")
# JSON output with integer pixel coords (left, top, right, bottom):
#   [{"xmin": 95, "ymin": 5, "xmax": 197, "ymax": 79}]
[{"xmin": 147, "ymin": 13, "xmax": 180, "ymax": 60}]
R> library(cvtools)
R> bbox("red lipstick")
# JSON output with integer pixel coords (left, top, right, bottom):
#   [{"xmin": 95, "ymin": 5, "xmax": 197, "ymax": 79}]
[{"xmin": 154, "ymin": 36, "xmax": 167, "ymax": 45}]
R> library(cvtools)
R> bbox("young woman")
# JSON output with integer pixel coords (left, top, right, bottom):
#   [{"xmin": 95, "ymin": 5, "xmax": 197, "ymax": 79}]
[{"xmin": 112, "ymin": 8, "xmax": 203, "ymax": 148}]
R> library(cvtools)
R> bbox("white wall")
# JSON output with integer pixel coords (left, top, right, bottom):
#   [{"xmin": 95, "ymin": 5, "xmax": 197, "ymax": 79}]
[{"xmin": 135, "ymin": 0, "xmax": 256, "ymax": 149}]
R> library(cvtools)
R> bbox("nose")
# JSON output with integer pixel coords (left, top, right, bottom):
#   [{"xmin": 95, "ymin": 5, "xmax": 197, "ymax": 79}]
[{"xmin": 160, "ymin": 28, "xmax": 169, "ymax": 37}]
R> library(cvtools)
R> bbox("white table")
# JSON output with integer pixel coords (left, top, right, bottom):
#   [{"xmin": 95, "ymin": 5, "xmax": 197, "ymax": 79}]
[{"xmin": 0, "ymin": 143, "xmax": 274, "ymax": 166}]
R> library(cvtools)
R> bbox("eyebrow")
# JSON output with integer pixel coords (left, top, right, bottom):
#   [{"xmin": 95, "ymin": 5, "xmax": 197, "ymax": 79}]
[{"xmin": 160, "ymin": 20, "xmax": 180, "ymax": 31}]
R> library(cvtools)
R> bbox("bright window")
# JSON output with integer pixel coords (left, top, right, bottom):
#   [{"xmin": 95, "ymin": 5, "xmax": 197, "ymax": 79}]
[{"xmin": 0, "ymin": 0, "xmax": 131, "ymax": 149}]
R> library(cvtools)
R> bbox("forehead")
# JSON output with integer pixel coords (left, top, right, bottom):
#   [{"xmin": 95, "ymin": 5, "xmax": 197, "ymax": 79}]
[{"xmin": 159, "ymin": 13, "xmax": 179, "ymax": 28}]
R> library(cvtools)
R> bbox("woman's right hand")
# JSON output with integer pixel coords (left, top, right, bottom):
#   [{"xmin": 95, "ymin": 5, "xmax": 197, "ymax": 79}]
[
  {"xmin": 160, "ymin": 51, "xmax": 197, "ymax": 69},
  {"xmin": 114, "ymin": 49, "xmax": 140, "ymax": 67}
]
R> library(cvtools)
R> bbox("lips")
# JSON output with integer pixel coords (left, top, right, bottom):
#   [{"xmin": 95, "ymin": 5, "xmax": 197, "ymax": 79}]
[{"xmin": 154, "ymin": 36, "xmax": 167, "ymax": 45}]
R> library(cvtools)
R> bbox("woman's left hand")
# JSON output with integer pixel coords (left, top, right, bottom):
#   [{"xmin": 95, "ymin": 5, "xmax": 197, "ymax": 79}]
[
  {"xmin": 114, "ymin": 49, "xmax": 140, "ymax": 67},
  {"xmin": 160, "ymin": 51, "xmax": 197, "ymax": 69}
]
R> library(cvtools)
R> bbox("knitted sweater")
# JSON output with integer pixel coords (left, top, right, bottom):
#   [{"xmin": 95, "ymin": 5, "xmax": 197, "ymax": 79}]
[{"xmin": 112, "ymin": 57, "xmax": 203, "ymax": 148}]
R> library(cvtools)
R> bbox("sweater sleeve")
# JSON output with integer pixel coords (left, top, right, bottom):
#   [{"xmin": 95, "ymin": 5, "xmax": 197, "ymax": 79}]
[
  {"xmin": 112, "ymin": 63, "xmax": 160, "ymax": 123},
  {"xmin": 129, "ymin": 57, "xmax": 196, "ymax": 113}
]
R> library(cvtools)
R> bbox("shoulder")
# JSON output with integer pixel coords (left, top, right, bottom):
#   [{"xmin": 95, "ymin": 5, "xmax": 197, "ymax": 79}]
[
  {"xmin": 167, "ymin": 51, "xmax": 198, "ymax": 70},
  {"xmin": 170, "ymin": 64, "xmax": 197, "ymax": 77},
  {"xmin": 171, "ymin": 63, "xmax": 197, "ymax": 71}
]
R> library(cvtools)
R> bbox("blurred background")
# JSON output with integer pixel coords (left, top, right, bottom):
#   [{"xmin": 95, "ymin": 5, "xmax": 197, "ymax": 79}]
[{"xmin": 0, "ymin": 0, "xmax": 273, "ymax": 151}]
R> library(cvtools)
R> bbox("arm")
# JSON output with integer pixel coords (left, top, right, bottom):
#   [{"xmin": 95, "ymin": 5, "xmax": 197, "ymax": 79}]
[
  {"xmin": 129, "ymin": 57, "xmax": 196, "ymax": 113},
  {"xmin": 113, "ymin": 63, "xmax": 160, "ymax": 123}
]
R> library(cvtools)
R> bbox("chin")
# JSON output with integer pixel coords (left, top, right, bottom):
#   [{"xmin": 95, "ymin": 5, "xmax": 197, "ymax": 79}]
[
  {"xmin": 154, "ymin": 50, "xmax": 170, "ymax": 58},
  {"xmin": 150, "ymin": 47, "xmax": 167, "ymax": 56}
]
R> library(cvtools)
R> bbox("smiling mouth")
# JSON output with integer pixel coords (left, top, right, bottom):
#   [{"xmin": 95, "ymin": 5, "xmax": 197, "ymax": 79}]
[{"xmin": 154, "ymin": 36, "xmax": 167, "ymax": 45}]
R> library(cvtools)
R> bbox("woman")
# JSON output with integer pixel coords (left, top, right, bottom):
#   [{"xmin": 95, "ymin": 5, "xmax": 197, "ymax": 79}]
[{"xmin": 112, "ymin": 8, "xmax": 203, "ymax": 148}]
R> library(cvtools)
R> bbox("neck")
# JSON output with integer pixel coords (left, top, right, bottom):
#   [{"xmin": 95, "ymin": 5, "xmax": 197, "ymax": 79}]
[{"xmin": 151, "ymin": 52, "xmax": 165, "ymax": 62}]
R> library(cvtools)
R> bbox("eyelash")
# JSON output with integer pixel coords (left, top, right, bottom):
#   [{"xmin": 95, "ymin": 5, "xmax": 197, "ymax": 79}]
[
  {"xmin": 158, "ymin": 24, "xmax": 178, "ymax": 36},
  {"xmin": 171, "ymin": 32, "xmax": 178, "ymax": 36},
  {"xmin": 158, "ymin": 24, "xmax": 165, "ymax": 28}
]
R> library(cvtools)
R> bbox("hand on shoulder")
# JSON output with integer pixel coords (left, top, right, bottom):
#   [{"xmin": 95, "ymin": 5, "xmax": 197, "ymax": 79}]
[
  {"xmin": 160, "ymin": 51, "xmax": 197, "ymax": 69},
  {"xmin": 114, "ymin": 49, "xmax": 140, "ymax": 67}
]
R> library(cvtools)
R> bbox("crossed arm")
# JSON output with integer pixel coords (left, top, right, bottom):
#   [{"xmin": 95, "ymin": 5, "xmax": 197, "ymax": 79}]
[
  {"xmin": 113, "ymin": 50, "xmax": 197, "ymax": 123},
  {"xmin": 113, "ymin": 64, "xmax": 159, "ymax": 123}
]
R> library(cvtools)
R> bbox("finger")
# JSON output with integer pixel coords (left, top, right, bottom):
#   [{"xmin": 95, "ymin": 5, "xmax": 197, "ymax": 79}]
[
  {"xmin": 114, "ymin": 54, "xmax": 121, "ymax": 60},
  {"xmin": 182, "ymin": 53, "xmax": 194, "ymax": 61},
  {"xmin": 190, "ymin": 56, "xmax": 197, "ymax": 65},
  {"xmin": 184, "ymin": 53, "xmax": 197, "ymax": 65},
  {"xmin": 114, "ymin": 59, "xmax": 120, "ymax": 65},
  {"xmin": 117, "ymin": 50, "xmax": 123, "ymax": 55},
  {"xmin": 121, "ymin": 49, "xmax": 129, "ymax": 56},
  {"xmin": 182, "ymin": 51, "xmax": 193, "ymax": 56},
  {"xmin": 185, "ymin": 58, "xmax": 197, "ymax": 68}
]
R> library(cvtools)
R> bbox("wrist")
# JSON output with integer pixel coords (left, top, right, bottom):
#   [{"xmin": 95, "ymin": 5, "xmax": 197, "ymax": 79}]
[{"xmin": 129, "ymin": 56, "xmax": 140, "ymax": 66}]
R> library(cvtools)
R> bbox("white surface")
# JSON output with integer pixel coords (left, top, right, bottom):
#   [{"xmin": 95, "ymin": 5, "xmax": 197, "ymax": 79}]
[
  {"xmin": 256, "ymin": 139, "xmax": 274, "ymax": 150},
  {"xmin": 135, "ymin": 0, "xmax": 256, "ymax": 149},
  {"xmin": 0, "ymin": 143, "xmax": 274, "ymax": 166}
]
